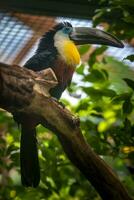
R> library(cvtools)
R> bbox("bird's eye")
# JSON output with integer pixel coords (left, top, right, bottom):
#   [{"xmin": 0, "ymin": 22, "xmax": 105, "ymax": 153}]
[{"xmin": 63, "ymin": 27, "xmax": 72, "ymax": 34}]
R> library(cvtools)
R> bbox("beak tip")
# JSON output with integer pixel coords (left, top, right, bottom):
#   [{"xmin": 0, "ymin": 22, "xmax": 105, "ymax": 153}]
[{"xmin": 117, "ymin": 42, "xmax": 124, "ymax": 48}]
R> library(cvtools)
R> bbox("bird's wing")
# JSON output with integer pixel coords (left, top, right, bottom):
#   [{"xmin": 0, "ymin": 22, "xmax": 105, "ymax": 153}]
[{"xmin": 24, "ymin": 51, "xmax": 56, "ymax": 72}]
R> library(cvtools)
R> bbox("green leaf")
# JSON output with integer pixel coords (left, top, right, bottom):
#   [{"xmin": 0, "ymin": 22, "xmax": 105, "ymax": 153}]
[
  {"xmin": 83, "ymin": 69, "xmax": 106, "ymax": 82},
  {"xmin": 95, "ymin": 56, "xmax": 134, "ymax": 93},
  {"xmin": 76, "ymin": 64, "xmax": 85, "ymax": 75},
  {"xmin": 123, "ymin": 15, "xmax": 134, "ymax": 24},
  {"xmin": 93, "ymin": 45, "xmax": 108, "ymax": 55},
  {"xmin": 123, "ymin": 99, "xmax": 133, "ymax": 114},
  {"xmin": 124, "ymin": 55, "xmax": 134, "ymax": 62},
  {"xmin": 102, "ymin": 89, "xmax": 117, "ymax": 97},
  {"xmin": 88, "ymin": 46, "xmax": 108, "ymax": 66},
  {"xmin": 83, "ymin": 87, "xmax": 116, "ymax": 97},
  {"xmin": 124, "ymin": 78, "xmax": 134, "ymax": 90},
  {"xmin": 112, "ymin": 93, "xmax": 132, "ymax": 103},
  {"xmin": 78, "ymin": 44, "xmax": 90, "ymax": 55}
]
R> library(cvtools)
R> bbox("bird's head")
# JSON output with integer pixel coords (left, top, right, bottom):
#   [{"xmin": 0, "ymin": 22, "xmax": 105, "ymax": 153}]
[
  {"xmin": 38, "ymin": 22, "xmax": 124, "ymax": 66},
  {"xmin": 54, "ymin": 22, "xmax": 124, "ymax": 48},
  {"xmin": 53, "ymin": 22, "xmax": 124, "ymax": 66}
]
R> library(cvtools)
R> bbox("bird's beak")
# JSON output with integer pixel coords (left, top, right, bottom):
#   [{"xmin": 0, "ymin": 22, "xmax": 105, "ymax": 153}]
[{"xmin": 70, "ymin": 27, "xmax": 124, "ymax": 48}]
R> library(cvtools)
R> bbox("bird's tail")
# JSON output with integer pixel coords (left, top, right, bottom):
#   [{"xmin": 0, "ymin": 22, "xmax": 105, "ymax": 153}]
[{"xmin": 20, "ymin": 125, "xmax": 40, "ymax": 187}]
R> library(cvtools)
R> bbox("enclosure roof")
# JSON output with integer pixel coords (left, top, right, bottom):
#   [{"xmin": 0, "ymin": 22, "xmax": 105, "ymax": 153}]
[{"xmin": 0, "ymin": 0, "xmax": 101, "ymax": 19}]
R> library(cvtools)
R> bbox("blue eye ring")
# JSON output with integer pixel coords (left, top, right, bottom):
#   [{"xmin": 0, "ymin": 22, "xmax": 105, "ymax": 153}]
[{"xmin": 63, "ymin": 27, "xmax": 72, "ymax": 34}]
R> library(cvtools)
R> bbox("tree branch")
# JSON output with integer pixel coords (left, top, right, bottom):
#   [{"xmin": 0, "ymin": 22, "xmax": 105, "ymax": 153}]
[{"xmin": 0, "ymin": 62, "xmax": 133, "ymax": 200}]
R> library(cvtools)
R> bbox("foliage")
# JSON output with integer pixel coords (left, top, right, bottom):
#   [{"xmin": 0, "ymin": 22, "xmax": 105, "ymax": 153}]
[
  {"xmin": 0, "ymin": 1, "xmax": 134, "ymax": 199},
  {"xmin": 93, "ymin": 0, "xmax": 134, "ymax": 40},
  {"xmin": 0, "ymin": 111, "xmax": 98, "ymax": 200}
]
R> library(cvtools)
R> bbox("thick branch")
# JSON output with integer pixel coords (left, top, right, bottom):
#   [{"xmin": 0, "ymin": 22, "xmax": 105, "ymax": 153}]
[{"xmin": 0, "ymin": 62, "xmax": 133, "ymax": 200}]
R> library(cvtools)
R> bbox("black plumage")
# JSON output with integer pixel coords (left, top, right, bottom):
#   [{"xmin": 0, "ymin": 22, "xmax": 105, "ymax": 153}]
[{"xmin": 19, "ymin": 22, "xmax": 73, "ymax": 187}]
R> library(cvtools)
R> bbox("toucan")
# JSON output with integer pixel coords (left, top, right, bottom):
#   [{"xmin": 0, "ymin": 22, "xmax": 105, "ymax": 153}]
[{"xmin": 17, "ymin": 22, "xmax": 124, "ymax": 187}]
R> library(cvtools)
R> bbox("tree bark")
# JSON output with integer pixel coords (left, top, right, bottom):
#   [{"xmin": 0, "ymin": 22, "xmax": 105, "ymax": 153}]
[{"xmin": 0, "ymin": 62, "xmax": 133, "ymax": 200}]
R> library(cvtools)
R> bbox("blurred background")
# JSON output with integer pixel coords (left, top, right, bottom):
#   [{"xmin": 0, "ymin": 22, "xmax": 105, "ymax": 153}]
[{"xmin": 0, "ymin": 1, "xmax": 134, "ymax": 200}]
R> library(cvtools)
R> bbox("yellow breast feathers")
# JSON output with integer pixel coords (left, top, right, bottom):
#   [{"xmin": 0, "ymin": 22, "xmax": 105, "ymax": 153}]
[
  {"xmin": 62, "ymin": 40, "xmax": 80, "ymax": 66},
  {"xmin": 54, "ymin": 34, "xmax": 80, "ymax": 66}
]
